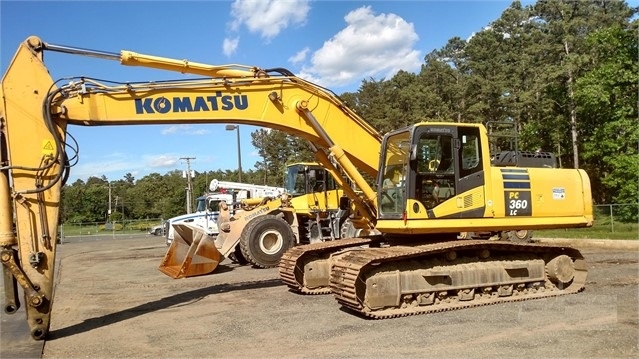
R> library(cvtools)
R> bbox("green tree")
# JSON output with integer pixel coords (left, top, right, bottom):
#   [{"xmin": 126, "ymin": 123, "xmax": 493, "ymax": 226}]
[
  {"xmin": 251, "ymin": 129, "xmax": 314, "ymax": 187},
  {"xmin": 575, "ymin": 24, "xmax": 638, "ymax": 220},
  {"xmin": 75, "ymin": 176, "xmax": 110, "ymax": 222},
  {"xmin": 127, "ymin": 172, "xmax": 172, "ymax": 219},
  {"xmin": 421, "ymin": 36, "xmax": 474, "ymax": 123},
  {"xmin": 343, "ymin": 78, "xmax": 392, "ymax": 132},
  {"xmin": 60, "ymin": 179, "xmax": 86, "ymax": 223},
  {"xmin": 531, "ymin": 0, "xmax": 635, "ymax": 168}
]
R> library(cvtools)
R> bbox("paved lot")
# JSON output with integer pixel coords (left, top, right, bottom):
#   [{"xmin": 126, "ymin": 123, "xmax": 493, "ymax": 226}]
[{"xmin": 1, "ymin": 235, "xmax": 638, "ymax": 358}]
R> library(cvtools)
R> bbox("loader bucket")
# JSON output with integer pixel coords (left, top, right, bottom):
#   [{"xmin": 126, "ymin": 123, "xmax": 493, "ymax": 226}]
[{"xmin": 159, "ymin": 223, "xmax": 222, "ymax": 279}]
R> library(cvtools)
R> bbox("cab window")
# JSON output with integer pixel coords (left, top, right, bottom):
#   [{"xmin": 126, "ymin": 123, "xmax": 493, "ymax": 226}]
[
  {"xmin": 415, "ymin": 134, "xmax": 455, "ymax": 209},
  {"xmin": 379, "ymin": 132, "xmax": 409, "ymax": 215},
  {"xmin": 459, "ymin": 128, "xmax": 482, "ymax": 178},
  {"xmin": 208, "ymin": 200, "xmax": 221, "ymax": 212}
]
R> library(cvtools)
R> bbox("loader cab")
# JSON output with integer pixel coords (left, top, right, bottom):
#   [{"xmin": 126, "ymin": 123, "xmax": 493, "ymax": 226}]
[
  {"xmin": 378, "ymin": 123, "xmax": 485, "ymax": 219},
  {"xmin": 285, "ymin": 163, "xmax": 336, "ymax": 197}
]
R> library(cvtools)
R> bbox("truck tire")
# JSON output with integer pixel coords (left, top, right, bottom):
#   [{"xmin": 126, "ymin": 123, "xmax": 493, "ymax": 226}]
[{"xmin": 239, "ymin": 215, "xmax": 295, "ymax": 268}]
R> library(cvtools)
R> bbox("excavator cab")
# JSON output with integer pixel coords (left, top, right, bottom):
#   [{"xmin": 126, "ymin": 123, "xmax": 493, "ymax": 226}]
[{"xmin": 377, "ymin": 123, "xmax": 485, "ymax": 222}]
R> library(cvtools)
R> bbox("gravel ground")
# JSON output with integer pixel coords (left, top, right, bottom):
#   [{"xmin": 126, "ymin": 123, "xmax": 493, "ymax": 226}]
[{"xmin": 2, "ymin": 235, "xmax": 638, "ymax": 358}]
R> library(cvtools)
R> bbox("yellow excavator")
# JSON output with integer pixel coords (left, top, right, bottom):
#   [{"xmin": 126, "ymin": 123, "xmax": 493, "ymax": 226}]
[{"xmin": 0, "ymin": 36, "xmax": 593, "ymax": 339}]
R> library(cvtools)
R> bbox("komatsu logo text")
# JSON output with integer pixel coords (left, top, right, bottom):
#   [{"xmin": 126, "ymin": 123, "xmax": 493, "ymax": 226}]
[{"xmin": 134, "ymin": 92, "xmax": 248, "ymax": 114}]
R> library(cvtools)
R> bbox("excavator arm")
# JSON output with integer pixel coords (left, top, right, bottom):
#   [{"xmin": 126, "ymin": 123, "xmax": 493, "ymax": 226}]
[{"xmin": 0, "ymin": 36, "xmax": 382, "ymax": 339}]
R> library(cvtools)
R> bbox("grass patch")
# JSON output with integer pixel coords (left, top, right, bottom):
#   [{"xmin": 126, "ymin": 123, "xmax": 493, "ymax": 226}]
[
  {"xmin": 535, "ymin": 221, "xmax": 638, "ymax": 240},
  {"xmin": 60, "ymin": 220, "xmax": 163, "ymax": 237}
]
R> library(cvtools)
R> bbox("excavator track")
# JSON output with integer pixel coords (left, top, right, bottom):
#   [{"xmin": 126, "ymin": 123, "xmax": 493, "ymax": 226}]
[
  {"xmin": 279, "ymin": 237, "xmax": 380, "ymax": 294},
  {"xmin": 329, "ymin": 240, "xmax": 587, "ymax": 319}
]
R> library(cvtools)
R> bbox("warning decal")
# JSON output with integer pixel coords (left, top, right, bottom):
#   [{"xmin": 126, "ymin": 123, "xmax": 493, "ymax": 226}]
[{"xmin": 42, "ymin": 140, "xmax": 55, "ymax": 155}]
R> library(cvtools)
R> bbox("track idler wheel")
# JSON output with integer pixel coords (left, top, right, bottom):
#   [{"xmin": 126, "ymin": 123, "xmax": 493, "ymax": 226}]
[{"xmin": 545, "ymin": 255, "xmax": 575, "ymax": 287}]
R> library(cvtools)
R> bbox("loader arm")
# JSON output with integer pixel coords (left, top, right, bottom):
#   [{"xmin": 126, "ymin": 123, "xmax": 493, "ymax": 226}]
[{"xmin": 0, "ymin": 36, "xmax": 382, "ymax": 339}]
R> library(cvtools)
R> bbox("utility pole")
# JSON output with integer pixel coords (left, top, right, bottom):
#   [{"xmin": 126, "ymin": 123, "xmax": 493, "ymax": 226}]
[
  {"xmin": 181, "ymin": 157, "xmax": 196, "ymax": 214},
  {"xmin": 108, "ymin": 182, "xmax": 112, "ymax": 219},
  {"xmin": 108, "ymin": 182, "xmax": 114, "ymax": 239},
  {"xmin": 225, "ymin": 125, "xmax": 242, "ymax": 182}
]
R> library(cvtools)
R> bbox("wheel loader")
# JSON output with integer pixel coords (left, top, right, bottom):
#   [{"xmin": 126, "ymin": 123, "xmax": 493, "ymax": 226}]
[
  {"xmin": 160, "ymin": 162, "xmax": 365, "ymax": 277},
  {"xmin": 0, "ymin": 36, "xmax": 592, "ymax": 339},
  {"xmin": 162, "ymin": 178, "xmax": 284, "ymax": 248}
]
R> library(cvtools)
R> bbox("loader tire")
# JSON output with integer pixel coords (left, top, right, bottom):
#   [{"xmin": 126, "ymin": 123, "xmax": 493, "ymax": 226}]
[
  {"xmin": 240, "ymin": 215, "xmax": 295, "ymax": 268},
  {"xmin": 228, "ymin": 244, "xmax": 249, "ymax": 265}
]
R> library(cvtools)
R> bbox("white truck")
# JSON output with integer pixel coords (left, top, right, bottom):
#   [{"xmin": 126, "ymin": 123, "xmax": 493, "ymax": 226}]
[{"xmin": 163, "ymin": 180, "xmax": 285, "ymax": 246}]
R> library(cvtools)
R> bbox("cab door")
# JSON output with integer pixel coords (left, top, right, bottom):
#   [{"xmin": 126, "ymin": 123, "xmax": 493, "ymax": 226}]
[{"xmin": 410, "ymin": 125, "xmax": 485, "ymax": 219}]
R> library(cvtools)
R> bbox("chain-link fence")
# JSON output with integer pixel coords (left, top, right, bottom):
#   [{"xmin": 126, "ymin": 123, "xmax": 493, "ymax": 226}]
[
  {"xmin": 593, "ymin": 203, "xmax": 638, "ymax": 233},
  {"xmin": 59, "ymin": 218, "xmax": 164, "ymax": 238},
  {"xmin": 58, "ymin": 205, "xmax": 637, "ymax": 238}
]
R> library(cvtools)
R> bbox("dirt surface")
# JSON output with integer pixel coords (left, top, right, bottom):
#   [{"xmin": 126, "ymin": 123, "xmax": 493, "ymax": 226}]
[{"xmin": 2, "ymin": 235, "xmax": 638, "ymax": 358}]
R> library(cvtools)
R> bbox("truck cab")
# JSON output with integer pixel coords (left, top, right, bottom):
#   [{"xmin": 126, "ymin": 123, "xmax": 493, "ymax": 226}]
[{"xmin": 164, "ymin": 193, "xmax": 233, "ymax": 246}]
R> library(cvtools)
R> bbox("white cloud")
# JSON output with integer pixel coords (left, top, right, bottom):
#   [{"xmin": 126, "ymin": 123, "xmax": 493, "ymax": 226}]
[
  {"xmin": 161, "ymin": 126, "xmax": 179, "ymax": 135},
  {"xmin": 190, "ymin": 128, "xmax": 211, "ymax": 135},
  {"xmin": 70, "ymin": 153, "xmax": 179, "ymax": 180},
  {"xmin": 145, "ymin": 154, "xmax": 179, "ymax": 168},
  {"xmin": 161, "ymin": 125, "xmax": 211, "ymax": 136},
  {"xmin": 229, "ymin": 0, "xmax": 310, "ymax": 41},
  {"xmin": 223, "ymin": 37, "xmax": 240, "ymax": 57},
  {"xmin": 288, "ymin": 47, "xmax": 309, "ymax": 64},
  {"xmin": 250, "ymin": 149, "xmax": 262, "ymax": 157},
  {"xmin": 299, "ymin": 6, "xmax": 422, "ymax": 89},
  {"xmin": 69, "ymin": 153, "xmax": 138, "ymax": 181}
]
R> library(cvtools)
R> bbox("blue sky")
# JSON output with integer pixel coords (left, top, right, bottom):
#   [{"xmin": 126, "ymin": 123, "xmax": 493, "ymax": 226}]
[{"xmin": 2, "ymin": 0, "xmax": 535, "ymax": 183}]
